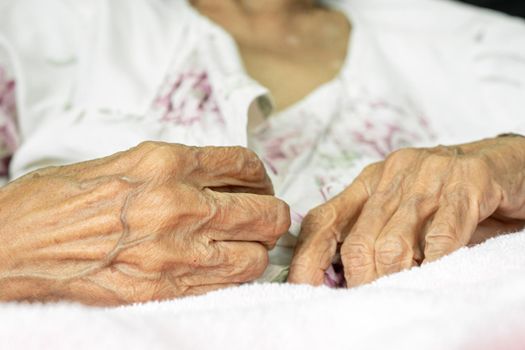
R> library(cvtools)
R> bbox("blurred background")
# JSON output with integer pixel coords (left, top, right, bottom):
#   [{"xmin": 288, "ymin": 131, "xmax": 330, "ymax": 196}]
[{"xmin": 458, "ymin": 0, "xmax": 525, "ymax": 18}]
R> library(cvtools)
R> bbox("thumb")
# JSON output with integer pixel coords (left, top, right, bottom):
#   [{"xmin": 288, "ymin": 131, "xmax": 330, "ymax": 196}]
[{"xmin": 288, "ymin": 182, "xmax": 369, "ymax": 285}]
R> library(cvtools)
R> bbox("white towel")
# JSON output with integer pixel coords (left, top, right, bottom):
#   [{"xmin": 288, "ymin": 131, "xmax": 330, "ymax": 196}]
[{"xmin": 2, "ymin": 230, "xmax": 525, "ymax": 350}]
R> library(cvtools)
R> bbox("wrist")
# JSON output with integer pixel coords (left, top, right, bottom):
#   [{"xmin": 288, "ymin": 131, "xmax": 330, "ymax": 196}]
[
  {"xmin": 470, "ymin": 136, "xmax": 525, "ymax": 219},
  {"xmin": 0, "ymin": 174, "xmax": 131, "ymax": 302}
]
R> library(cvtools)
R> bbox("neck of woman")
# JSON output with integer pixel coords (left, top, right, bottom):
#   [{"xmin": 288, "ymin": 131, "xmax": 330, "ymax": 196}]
[{"xmin": 191, "ymin": 0, "xmax": 317, "ymax": 16}]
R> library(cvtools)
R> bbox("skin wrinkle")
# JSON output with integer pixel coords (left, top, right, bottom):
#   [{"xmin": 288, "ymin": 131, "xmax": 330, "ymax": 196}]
[
  {"xmin": 340, "ymin": 175, "xmax": 404, "ymax": 283},
  {"xmin": 202, "ymin": 190, "xmax": 233, "ymax": 233},
  {"xmin": 289, "ymin": 139, "xmax": 525, "ymax": 287},
  {"xmin": 8, "ymin": 176, "xmax": 134, "ymax": 255},
  {"xmin": 200, "ymin": 190, "xmax": 287, "ymax": 248},
  {"xmin": 312, "ymin": 207, "xmax": 339, "ymax": 277},
  {"xmin": 270, "ymin": 200, "xmax": 288, "ymax": 239},
  {"xmin": 375, "ymin": 200, "xmax": 429, "ymax": 273},
  {"xmin": 32, "ymin": 233, "xmax": 123, "ymax": 262},
  {"xmin": 375, "ymin": 238, "xmax": 414, "ymax": 274},
  {"xmin": 425, "ymin": 194, "xmax": 477, "ymax": 257},
  {"xmin": 317, "ymin": 239, "xmax": 337, "ymax": 279},
  {"xmin": 289, "ymin": 199, "xmax": 349, "ymax": 284},
  {"xmin": 375, "ymin": 239, "xmax": 411, "ymax": 267},
  {"xmin": 117, "ymin": 234, "xmax": 158, "ymax": 256},
  {"xmin": 341, "ymin": 238, "xmax": 374, "ymax": 271},
  {"xmin": 0, "ymin": 181, "xmax": 136, "ymax": 282},
  {"xmin": 166, "ymin": 272, "xmax": 192, "ymax": 296},
  {"xmin": 173, "ymin": 250, "xmax": 261, "ymax": 286},
  {"xmin": 100, "ymin": 182, "xmax": 140, "ymax": 268},
  {"xmin": 0, "ymin": 142, "xmax": 290, "ymax": 304},
  {"xmin": 81, "ymin": 275, "xmax": 127, "ymax": 305}
]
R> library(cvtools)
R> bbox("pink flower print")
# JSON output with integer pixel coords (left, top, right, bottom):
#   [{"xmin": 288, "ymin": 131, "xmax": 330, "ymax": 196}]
[
  {"xmin": 334, "ymin": 95, "xmax": 433, "ymax": 159},
  {"xmin": 254, "ymin": 127, "xmax": 314, "ymax": 176},
  {"xmin": 351, "ymin": 129, "xmax": 389, "ymax": 158},
  {"xmin": 416, "ymin": 113, "xmax": 437, "ymax": 141},
  {"xmin": 155, "ymin": 69, "xmax": 224, "ymax": 126},
  {"xmin": 355, "ymin": 122, "xmax": 424, "ymax": 157},
  {"xmin": 264, "ymin": 133, "xmax": 297, "ymax": 161},
  {"xmin": 254, "ymin": 131, "xmax": 298, "ymax": 176},
  {"xmin": 351, "ymin": 122, "xmax": 421, "ymax": 158},
  {"xmin": 319, "ymin": 184, "xmax": 335, "ymax": 202},
  {"xmin": 314, "ymin": 174, "xmax": 344, "ymax": 202}
]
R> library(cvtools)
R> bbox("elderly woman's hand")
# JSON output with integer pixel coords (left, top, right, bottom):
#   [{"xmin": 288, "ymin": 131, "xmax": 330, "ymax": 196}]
[
  {"xmin": 0, "ymin": 142, "xmax": 290, "ymax": 305},
  {"xmin": 289, "ymin": 136, "xmax": 525, "ymax": 287}
]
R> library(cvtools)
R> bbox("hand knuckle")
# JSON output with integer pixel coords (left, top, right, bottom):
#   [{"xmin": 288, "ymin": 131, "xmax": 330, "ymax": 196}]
[
  {"xmin": 232, "ymin": 145, "xmax": 258, "ymax": 161},
  {"xmin": 361, "ymin": 161, "xmax": 382, "ymax": 176},
  {"xmin": 199, "ymin": 194, "xmax": 218, "ymax": 227},
  {"xmin": 403, "ymin": 193, "xmax": 434, "ymax": 210},
  {"xmin": 243, "ymin": 245, "xmax": 269, "ymax": 279},
  {"xmin": 225, "ymin": 244, "xmax": 268, "ymax": 282},
  {"xmin": 387, "ymin": 147, "xmax": 418, "ymax": 163},
  {"xmin": 375, "ymin": 238, "xmax": 411, "ymax": 267},
  {"xmin": 462, "ymin": 155, "xmax": 487, "ymax": 170},
  {"xmin": 203, "ymin": 146, "xmax": 264, "ymax": 178},
  {"xmin": 151, "ymin": 144, "xmax": 177, "ymax": 164},
  {"xmin": 239, "ymin": 149, "xmax": 266, "ymax": 179},
  {"xmin": 301, "ymin": 204, "xmax": 338, "ymax": 233},
  {"xmin": 419, "ymin": 153, "xmax": 448, "ymax": 171},
  {"xmin": 273, "ymin": 200, "xmax": 291, "ymax": 237},
  {"xmin": 425, "ymin": 228, "xmax": 462, "ymax": 251},
  {"xmin": 341, "ymin": 237, "xmax": 373, "ymax": 271},
  {"xmin": 136, "ymin": 140, "xmax": 160, "ymax": 151},
  {"xmin": 137, "ymin": 143, "xmax": 179, "ymax": 175},
  {"xmin": 194, "ymin": 147, "xmax": 214, "ymax": 169},
  {"xmin": 308, "ymin": 203, "xmax": 337, "ymax": 220},
  {"xmin": 362, "ymin": 197, "xmax": 390, "ymax": 216},
  {"xmin": 192, "ymin": 240, "xmax": 218, "ymax": 267}
]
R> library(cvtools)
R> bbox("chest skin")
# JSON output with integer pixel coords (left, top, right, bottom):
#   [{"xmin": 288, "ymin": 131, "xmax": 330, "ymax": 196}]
[{"xmin": 192, "ymin": 2, "xmax": 351, "ymax": 112}]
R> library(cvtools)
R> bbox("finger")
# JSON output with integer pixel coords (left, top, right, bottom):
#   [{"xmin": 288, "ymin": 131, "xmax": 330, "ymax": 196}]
[
  {"xmin": 172, "ymin": 241, "xmax": 269, "ymax": 285},
  {"xmin": 374, "ymin": 194, "xmax": 437, "ymax": 278},
  {"xmin": 288, "ymin": 178, "xmax": 370, "ymax": 285},
  {"xmin": 191, "ymin": 146, "xmax": 274, "ymax": 195},
  {"xmin": 204, "ymin": 190, "xmax": 291, "ymax": 248},
  {"xmin": 423, "ymin": 190, "xmax": 480, "ymax": 263},
  {"xmin": 341, "ymin": 176, "xmax": 402, "ymax": 287}
]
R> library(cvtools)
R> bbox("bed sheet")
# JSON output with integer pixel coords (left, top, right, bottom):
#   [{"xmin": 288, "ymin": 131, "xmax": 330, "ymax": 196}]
[{"xmin": 2, "ymin": 231, "xmax": 525, "ymax": 350}]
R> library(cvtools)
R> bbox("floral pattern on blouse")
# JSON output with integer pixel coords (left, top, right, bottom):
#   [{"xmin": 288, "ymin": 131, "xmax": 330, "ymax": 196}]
[
  {"xmin": 0, "ymin": 66, "xmax": 18, "ymax": 177},
  {"xmin": 152, "ymin": 59, "xmax": 225, "ymax": 127},
  {"xmin": 250, "ymin": 84, "xmax": 436, "ymax": 225}
]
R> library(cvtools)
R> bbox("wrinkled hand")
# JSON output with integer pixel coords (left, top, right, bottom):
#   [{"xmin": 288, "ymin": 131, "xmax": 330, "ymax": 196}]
[
  {"xmin": 289, "ymin": 137, "xmax": 525, "ymax": 287},
  {"xmin": 0, "ymin": 142, "xmax": 290, "ymax": 305}
]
